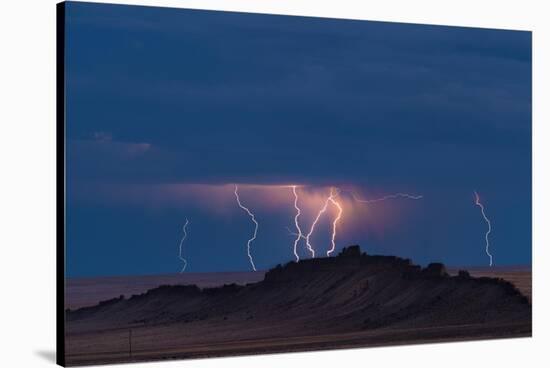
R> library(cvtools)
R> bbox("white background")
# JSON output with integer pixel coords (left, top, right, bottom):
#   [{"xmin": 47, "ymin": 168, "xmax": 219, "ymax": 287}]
[{"xmin": 0, "ymin": 0, "xmax": 548, "ymax": 367}]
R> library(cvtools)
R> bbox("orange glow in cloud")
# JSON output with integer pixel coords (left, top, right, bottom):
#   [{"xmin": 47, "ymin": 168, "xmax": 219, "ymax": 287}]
[{"xmin": 75, "ymin": 182, "xmax": 422, "ymax": 260}]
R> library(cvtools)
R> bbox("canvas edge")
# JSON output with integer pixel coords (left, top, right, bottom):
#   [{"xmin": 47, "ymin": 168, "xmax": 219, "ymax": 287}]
[{"xmin": 56, "ymin": 2, "xmax": 66, "ymax": 367}]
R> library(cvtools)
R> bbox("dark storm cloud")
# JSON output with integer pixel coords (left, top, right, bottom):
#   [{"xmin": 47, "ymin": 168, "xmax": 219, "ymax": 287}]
[
  {"xmin": 64, "ymin": 2, "xmax": 531, "ymax": 275},
  {"xmin": 66, "ymin": 2, "xmax": 530, "ymax": 188}
]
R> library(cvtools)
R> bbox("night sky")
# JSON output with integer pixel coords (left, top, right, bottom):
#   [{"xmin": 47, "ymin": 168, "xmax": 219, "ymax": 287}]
[{"xmin": 65, "ymin": 2, "xmax": 532, "ymax": 277}]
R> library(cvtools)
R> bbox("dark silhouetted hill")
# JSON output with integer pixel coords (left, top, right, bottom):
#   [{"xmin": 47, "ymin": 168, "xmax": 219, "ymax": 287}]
[{"xmin": 67, "ymin": 245, "xmax": 531, "ymax": 335}]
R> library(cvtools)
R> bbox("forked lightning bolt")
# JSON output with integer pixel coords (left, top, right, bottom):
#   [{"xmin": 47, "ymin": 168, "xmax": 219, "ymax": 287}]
[
  {"xmin": 474, "ymin": 191, "xmax": 493, "ymax": 267},
  {"xmin": 305, "ymin": 188, "xmax": 343, "ymax": 257},
  {"xmin": 234, "ymin": 185, "xmax": 258, "ymax": 271},
  {"xmin": 289, "ymin": 186, "xmax": 344, "ymax": 259},
  {"xmin": 305, "ymin": 188, "xmax": 340, "ymax": 258},
  {"xmin": 178, "ymin": 218, "xmax": 190, "ymax": 273},
  {"xmin": 351, "ymin": 192, "xmax": 423, "ymax": 203}
]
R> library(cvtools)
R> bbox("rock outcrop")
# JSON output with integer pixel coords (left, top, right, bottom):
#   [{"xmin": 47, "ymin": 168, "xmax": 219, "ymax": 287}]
[{"xmin": 67, "ymin": 246, "xmax": 531, "ymax": 335}]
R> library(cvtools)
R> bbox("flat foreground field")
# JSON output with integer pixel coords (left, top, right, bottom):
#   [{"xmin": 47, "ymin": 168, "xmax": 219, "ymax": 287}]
[{"xmin": 66, "ymin": 321, "xmax": 530, "ymax": 366}]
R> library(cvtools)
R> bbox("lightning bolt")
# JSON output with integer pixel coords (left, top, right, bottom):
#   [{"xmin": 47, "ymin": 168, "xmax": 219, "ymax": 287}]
[
  {"xmin": 291, "ymin": 185, "xmax": 307, "ymax": 261},
  {"xmin": 178, "ymin": 218, "xmax": 189, "ymax": 273},
  {"xmin": 304, "ymin": 189, "xmax": 337, "ymax": 258},
  {"xmin": 474, "ymin": 191, "xmax": 493, "ymax": 267},
  {"xmin": 302, "ymin": 187, "xmax": 343, "ymax": 258},
  {"xmin": 326, "ymin": 188, "xmax": 343, "ymax": 257},
  {"xmin": 234, "ymin": 185, "xmax": 258, "ymax": 271},
  {"xmin": 351, "ymin": 192, "xmax": 423, "ymax": 203}
]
